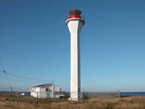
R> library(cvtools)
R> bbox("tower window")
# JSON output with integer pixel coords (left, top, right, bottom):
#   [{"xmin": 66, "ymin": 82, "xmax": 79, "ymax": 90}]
[
  {"xmin": 76, "ymin": 11, "xmax": 81, "ymax": 15},
  {"xmin": 71, "ymin": 11, "xmax": 75, "ymax": 15}
]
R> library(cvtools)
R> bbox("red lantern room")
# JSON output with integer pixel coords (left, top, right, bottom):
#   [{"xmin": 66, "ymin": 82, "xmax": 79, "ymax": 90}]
[
  {"xmin": 69, "ymin": 9, "xmax": 82, "ymax": 18},
  {"xmin": 65, "ymin": 9, "xmax": 85, "ymax": 25},
  {"xmin": 45, "ymin": 88, "xmax": 48, "ymax": 91}
]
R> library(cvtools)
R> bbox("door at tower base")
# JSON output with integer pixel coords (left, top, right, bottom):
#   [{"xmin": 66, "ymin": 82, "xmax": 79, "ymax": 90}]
[{"xmin": 68, "ymin": 97, "xmax": 83, "ymax": 101}]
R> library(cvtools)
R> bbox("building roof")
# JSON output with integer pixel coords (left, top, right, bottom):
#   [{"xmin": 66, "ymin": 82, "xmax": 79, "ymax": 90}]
[
  {"xmin": 31, "ymin": 83, "xmax": 60, "ymax": 88},
  {"xmin": 29, "ymin": 83, "xmax": 61, "ymax": 92},
  {"xmin": 34, "ymin": 84, "xmax": 50, "ymax": 87}
]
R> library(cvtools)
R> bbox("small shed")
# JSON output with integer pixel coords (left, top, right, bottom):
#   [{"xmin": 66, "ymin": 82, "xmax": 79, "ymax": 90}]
[{"xmin": 29, "ymin": 83, "xmax": 64, "ymax": 98}]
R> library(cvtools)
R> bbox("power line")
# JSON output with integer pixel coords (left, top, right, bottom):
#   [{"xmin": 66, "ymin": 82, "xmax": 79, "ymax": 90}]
[
  {"xmin": 0, "ymin": 60, "xmax": 11, "ymax": 87},
  {"xmin": 0, "ymin": 60, "xmax": 5, "ymax": 71},
  {"xmin": 10, "ymin": 78, "xmax": 47, "ymax": 84},
  {"xmin": 1, "ymin": 74, "xmax": 48, "ymax": 83},
  {"xmin": 0, "ymin": 70, "xmax": 4, "ymax": 72},
  {"xmin": 0, "ymin": 60, "xmax": 52, "ymax": 82},
  {"xmin": 4, "ymin": 72, "xmax": 11, "ymax": 86},
  {"xmin": 0, "ymin": 71, "xmax": 50, "ymax": 82}
]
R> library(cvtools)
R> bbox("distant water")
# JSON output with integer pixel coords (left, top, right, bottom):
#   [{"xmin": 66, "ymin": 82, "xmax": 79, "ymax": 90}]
[
  {"xmin": 1, "ymin": 91, "xmax": 145, "ymax": 97},
  {"xmin": 120, "ymin": 92, "xmax": 145, "ymax": 97},
  {"xmin": 0, "ymin": 91, "xmax": 30, "ymax": 96}
]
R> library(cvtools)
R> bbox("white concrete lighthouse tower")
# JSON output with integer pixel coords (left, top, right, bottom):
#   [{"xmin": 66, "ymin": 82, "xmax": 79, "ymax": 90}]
[{"xmin": 65, "ymin": 9, "xmax": 85, "ymax": 101}]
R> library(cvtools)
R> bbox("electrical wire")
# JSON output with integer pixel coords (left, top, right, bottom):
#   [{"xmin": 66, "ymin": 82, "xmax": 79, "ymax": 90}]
[
  {"xmin": 4, "ymin": 71, "xmax": 11, "ymax": 86},
  {"xmin": 0, "ymin": 60, "xmax": 11, "ymax": 87},
  {"xmin": 0, "ymin": 59, "xmax": 54, "ymax": 98},
  {"xmin": 0, "ymin": 60, "xmax": 52, "ymax": 82},
  {"xmin": 0, "ymin": 70, "xmax": 4, "ymax": 72},
  {"xmin": 0, "ymin": 60, "xmax": 5, "ymax": 71},
  {"xmin": 1, "ymin": 71, "xmax": 49, "ymax": 82},
  {"xmin": 1, "ymin": 74, "xmax": 47, "ymax": 83}
]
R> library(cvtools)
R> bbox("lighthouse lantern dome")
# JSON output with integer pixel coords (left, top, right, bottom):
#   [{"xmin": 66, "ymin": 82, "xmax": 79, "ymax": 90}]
[
  {"xmin": 65, "ymin": 9, "xmax": 85, "ymax": 25},
  {"xmin": 69, "ymin": 9, "xmax": 82, "ymax": 18}
]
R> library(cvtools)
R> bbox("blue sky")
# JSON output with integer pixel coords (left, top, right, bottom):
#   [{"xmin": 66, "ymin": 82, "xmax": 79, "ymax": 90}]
[{"xmin": 0, "ymin": 0, "xmax": 145, "ymax": 92}]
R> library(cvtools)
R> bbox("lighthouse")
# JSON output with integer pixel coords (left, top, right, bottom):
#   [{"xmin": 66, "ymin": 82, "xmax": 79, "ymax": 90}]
[{"xmin": 65, "ymin": 9, "xmax": 85, "ymax": 101}]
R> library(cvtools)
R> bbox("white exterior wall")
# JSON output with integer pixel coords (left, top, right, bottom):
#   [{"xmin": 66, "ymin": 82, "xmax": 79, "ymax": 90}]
[
  {"xmin": 30, "ymin": 87, "xmax": 40, "ymax": 98},
  {"xmin": 47, "ymin": 85, "xmax": 60, "ymax": 98},
  {"xmin": 66, "ymin": 19, "xmax": 83, "ymax": 101},
  {"xmin": 40, "ymin": 87, "xmax": 49, "ymax": 98}
]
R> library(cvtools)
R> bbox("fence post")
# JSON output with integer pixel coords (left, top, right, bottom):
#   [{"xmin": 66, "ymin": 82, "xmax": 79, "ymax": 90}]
[
  {"xmin": 119, "ymin": 90, "xmax": 120, "ymax": 98},
  {"xmin": 109, "ymin": 91, "xmax": 110, "ymax": 98}
]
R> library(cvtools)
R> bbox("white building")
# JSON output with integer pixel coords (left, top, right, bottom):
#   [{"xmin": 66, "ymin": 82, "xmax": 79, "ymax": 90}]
[{"xmin": 29, "ymin": 83, "xmax": 64, "ymax": 98}]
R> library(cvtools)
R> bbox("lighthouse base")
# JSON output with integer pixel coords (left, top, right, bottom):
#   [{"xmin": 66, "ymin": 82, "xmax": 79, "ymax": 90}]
[{"xmin": 68, "ymin": 98, "xmax": 82, "ymax": 101}]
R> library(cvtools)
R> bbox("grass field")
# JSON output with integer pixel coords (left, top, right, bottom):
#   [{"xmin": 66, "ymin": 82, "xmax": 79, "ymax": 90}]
[{"xmin": 0, "ymin": 93, "xmax": 145, "ymax": 109}]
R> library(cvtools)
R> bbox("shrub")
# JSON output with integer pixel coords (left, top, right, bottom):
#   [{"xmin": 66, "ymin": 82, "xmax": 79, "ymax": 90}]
[{"xmin": 83, "ymin": 95, "xmax": 89, "ymax": 100}]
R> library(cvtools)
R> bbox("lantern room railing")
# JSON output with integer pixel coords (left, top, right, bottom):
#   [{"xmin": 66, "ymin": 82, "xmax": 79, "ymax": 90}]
[{"xmin": 65, "ymin": 15, "xmax": 85, "ymax": 22}]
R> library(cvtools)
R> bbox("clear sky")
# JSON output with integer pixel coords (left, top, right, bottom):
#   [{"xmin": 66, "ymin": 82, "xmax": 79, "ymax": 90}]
[{"xmin": 0, "ymin": 0, "xmax": 145, "ymax": 92}]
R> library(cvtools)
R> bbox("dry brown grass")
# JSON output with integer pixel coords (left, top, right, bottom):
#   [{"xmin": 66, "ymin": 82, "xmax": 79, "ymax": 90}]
[{"xmin": 0, "ymin": 94, "xmax": 145, "ymax": 109}]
